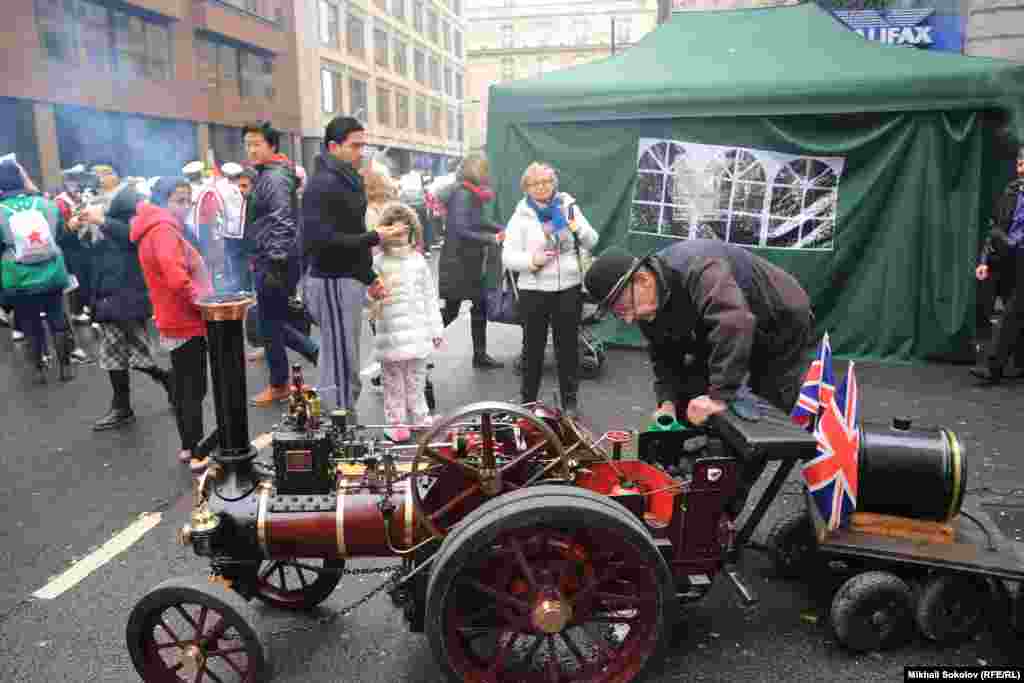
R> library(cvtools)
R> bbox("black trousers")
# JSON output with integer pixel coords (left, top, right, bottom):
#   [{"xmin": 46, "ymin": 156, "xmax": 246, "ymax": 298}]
[
  {"xmin": 441, "ymin": 298, "xmax": 488, "ymax": 356},
  {"xmin": 989, "ymin": 247, "xmax": 1024, "ymax": 371},
  {"xmin": 170, "ymin": 337, "xmax": 208, "ymax": 452},
  {"xmin": 518, "ymin": 286, "xmax": 581, "ymax": 405}
]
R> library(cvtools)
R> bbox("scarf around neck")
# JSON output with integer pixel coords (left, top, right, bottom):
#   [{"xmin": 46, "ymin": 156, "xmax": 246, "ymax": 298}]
[
  {"xmin": 526, "ymin": 193, "xmax": 568, "ymax": 233},
  {"xmin": 463, "ymin": 180, "xmax": 494, "ymax": 203}
]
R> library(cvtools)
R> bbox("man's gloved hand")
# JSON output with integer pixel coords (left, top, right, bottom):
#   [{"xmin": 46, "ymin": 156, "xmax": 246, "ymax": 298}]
[{"xmin": 263, "ymin": 258, "xmax": 288, "ymax": 291}]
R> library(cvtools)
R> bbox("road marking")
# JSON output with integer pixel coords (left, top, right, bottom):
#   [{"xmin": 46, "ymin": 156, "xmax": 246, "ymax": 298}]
[
  {"xmin": 32, "ymin": 512, "xmax": 163, "ymax": 600},
  {"xmin": 31, "ymin": 433, "xmax": 274, "ymax": 601}
]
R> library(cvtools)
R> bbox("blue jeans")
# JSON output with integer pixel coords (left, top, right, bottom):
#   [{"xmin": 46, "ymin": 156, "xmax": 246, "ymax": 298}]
[
  {"xmin": 223, "ymin": 241, "xmax": 253, "ymax": 293},
  {"xmin": 254, "ymin": 266, "xmax": 318, "ymax": 387},
  {"xmin": 12, "ymin": 291, "xmax": 67, "ymax": 362}
]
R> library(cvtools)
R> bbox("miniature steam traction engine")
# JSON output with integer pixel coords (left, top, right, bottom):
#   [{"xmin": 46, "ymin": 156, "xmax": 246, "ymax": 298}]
[{"xmin": 125, "ymin": 294, "xmax": 1010, "ymax": 682}]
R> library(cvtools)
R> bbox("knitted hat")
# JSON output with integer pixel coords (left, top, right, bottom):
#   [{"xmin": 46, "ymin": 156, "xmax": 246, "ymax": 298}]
[{"xmin": 583, "ymin": 246, "xmax": 641, "ymax": 312}]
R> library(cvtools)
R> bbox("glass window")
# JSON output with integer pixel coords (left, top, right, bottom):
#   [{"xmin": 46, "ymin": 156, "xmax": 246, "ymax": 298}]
[
  {"xmin": 78, "ymin": 0, "xmax": 112, "ymax": 71},
  {"xmin": 412, "ymin": 0, "xmax": 423, "ymax": 33},
  {"xmin": 454, "ymin": 29, "xmax": 462, "ymax": 58},
  {"xmin": 457, "ymin": 111, "xmax": 463, "ymax": 142},
  {"xmin": 377, "ymin": 86, "xmax": 391, "ymax": 126},
  {"xmin": 374, "ymin": 25, "xmax": 388, "ymax": 68},
  {"xmin": 413, "ymin": 48, "xmax": 425, "ymax": 85},
  {"xmin": 446, "ymin": 109, "xmax": 455, "ymax": 142},
  {"xmin": 319, "ymin": 1, "xmax": 339, "ymax": 48},
  {"xmin": 442, "ymin": 20, "xmax": 450, "ymax": 52},
  {"xmin": 616, "ymin": 16, "xmax": 632, "ymax": 44},
  {"xmin": 453, "ymin": 0, "xmax": 461, "ymax": 17},
  {"xmin": 321, "ymin": 68, "xmax": 335, "ymax": 113},
  {"xmin": 429, "ymin": 54, "xmax": 440, "ymax": 91},
  {"xmin": 240, "ymin": 51, "xmax": 274, "ymax": 99},
  {"xmin": 113, "ymin": 12, "xmax": 146, "ymax": 78},
  {"xmin": 396, "ymin": 92, "xmax": 410, "ymax": 129},
  {"xmin": 219, "ymin": 44, "xmax": 238, "ymax": 87},
  {"xmin": 426, "ymin": 8, "xmax": 439, "ymax": 44},
  {"xmin": 348, "ymin": 10, "xmax": 365, "ymax": 59},
  {"xmin": 455, "ymin": 72, "xmax": 463, "ymax": 99},
  {"xmin": 500, "ymin": 23, "xmax": 513, "ymax": 49},
  {"xmin": 35, "ymin": 0, "xmax": 78, "ymax": 63},
  {"xmin": 393, "ymin": 37, "xmax": 407, "ymax": 76},
  {"xmin": 195, "ymin": 37, "xmax": 217, "ymax": 90},
  {"xmin": 431, "ymin": 102, "xmax": 441, "ymax": 136},
  {"xmin": 416, "ymin": 97, "xmax": 427, "ymax": 134},
  {"xmin": 350, "ymin": 76, "xmax": 368, "ymax": 119},
  {"xmin": 443, "ymin": 66, "xmax": 452, "ymax": 96},
  {"xmin": 147, "ymin": 22, "xmax": 171, "ymax": 80}
]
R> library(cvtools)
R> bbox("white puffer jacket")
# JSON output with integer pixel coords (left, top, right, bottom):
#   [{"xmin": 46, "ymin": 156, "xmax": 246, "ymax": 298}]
[
  {"xmin": 502, "ymin": 193, "xmax": 599, "ymax": 292},
  {"xmin": 371, "ymin": 246, "xmax": 444, "ymax": 362}
]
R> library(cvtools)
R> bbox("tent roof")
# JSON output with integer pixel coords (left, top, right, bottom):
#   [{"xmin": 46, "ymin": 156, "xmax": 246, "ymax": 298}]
[{"xmin": 487, "ymin": 2, "xmax": 1024, "ymax": 122}]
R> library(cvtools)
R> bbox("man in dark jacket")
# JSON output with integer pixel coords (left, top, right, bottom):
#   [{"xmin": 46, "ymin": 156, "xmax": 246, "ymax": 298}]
[
  {"xmin": 242, "ymin": 121, "xmax": 318, "ymax": 406},
  {"xmin": 302, "ymin": 116, "xmax": 404, "ymax": 413},
  {"xmin": 80, "ymin": 180, "xmax": 172, "ymax": 430},
  {"xmin": 585, "ymin": 241, "xmax": 815, "ymax": 516}
]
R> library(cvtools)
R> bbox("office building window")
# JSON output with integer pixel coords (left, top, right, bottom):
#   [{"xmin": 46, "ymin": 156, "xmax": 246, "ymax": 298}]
[
  {"xmin": 350, "ymin": 75, "xmax": 368, "ymax": 119},
  {"xmin": 500, "ymin": 23, "xmax": 513, "ymax": 49},
  {"xmin": 319, "ymin": 1, "xmax": 339, "ymax": 47},
  {"xmin": 413, "ymin": 48, "xmax": 425, "ymax": 85},
  {"xmin": 444, "ymin": 66, "xmax": 453, "ymax": 96},
  {"xmin": 195, "ymin": 37, "xmax": 217, "ymax": 90},
  {"xmin": 412, "ymin": 0, "xmax": 423, "ymax": 33},
  {"xmin": 112, "ymin": 10, "xmax": 171, "ymax": 80},
  {"xmin": 219, "ymin": 0, "xmax": 284, "ymax": 24},
  {"xmin": 393, "ymin": 37, "xmax": 407, "ymax": 76},
  {"xmin": 501, "ymin": 57, "xmax": 514, "ymax": 81},
  {"xmin": 616, "ymin": 16, "xmax": 632, "ymax": 44},
  {"xmin": 79, "ymin": 0, "xmax": 112, "ymax": 70},
  {"xmin": 429, "ymin": 54, "xmax": 441, "ymax": 91},
  {"xmin": 416, "ymin": 97, "xmax": 427, "ymax": 134},
  {"xmin": 454, "ymin": 29, "xmax": 462, "ymax": 58},
  {"xmin": 426, "ymin": 8, "xmax": 439, "ymax": 44},
  {"xmin": 321, "ymin": 66, "xmax": 344, "ymax": 113},
  {"xmin": 239, "ymin": 51, "xmax": 274, "ymax": 99},
  {"xmin": 455, "ymin": 72, "xmax": 463, "ymax": 99},
  {"xmin": 432, "ymin": 102, "xmax": 442, "ymax": 137},
  {"xmin": 219, "ymin": 43, "xmax": 238, "ymax": 89},
  {"xmin": 35, "ymin": 0, "xmax": 78, "ymax": 63},
  {"xmin": 374, "ymin": 25, "xmax": 389, "ymax": 68},
  {"xmin": 447, "ymin": 109, "xmax": 455, "ymax": 142},
  {"xmin": 377, "ymin": 86, "xmax": 392, "ymax": 126},
  {"xmin": 348, "ymin": 9, "xmax": 366, "ymax": 59},
  {"xmin": 392, "ymin": 0, "xmax": 405, "ymax": 22},
  {"xmin": 396, "ymin": 92, "xmax": 410, "ymax": 129}
]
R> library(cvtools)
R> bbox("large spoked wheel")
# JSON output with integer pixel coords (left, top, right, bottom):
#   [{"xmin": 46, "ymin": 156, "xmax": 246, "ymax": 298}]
[
  {"xmin": 126, "ymin": 575, "xmax": 270, "ymax": 682},
  {"xmin": 411, "ymin": 401, "xmax": 569, "ymax": 538},
  {"xmin": 253, "ymin": 558, "xmax": 345, "ymax": 610},
  {"xmin": 426, "ymin": 485, "xmax": 675, "ymax": 683}
]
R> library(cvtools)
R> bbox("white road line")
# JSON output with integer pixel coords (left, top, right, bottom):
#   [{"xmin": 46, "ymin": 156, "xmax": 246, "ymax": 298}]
[
  {"xmin": 30, "ymin": 433, "xmax": 275, "ymax": 601},
  {"xmin": 32, "ymin": 512, "xmax": 163, "ymax": 600}
]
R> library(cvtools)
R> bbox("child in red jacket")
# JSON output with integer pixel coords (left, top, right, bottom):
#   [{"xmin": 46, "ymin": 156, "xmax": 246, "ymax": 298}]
[{"xmin": 131, "ymin": 177, "xmax": 213, "ymax": 474}]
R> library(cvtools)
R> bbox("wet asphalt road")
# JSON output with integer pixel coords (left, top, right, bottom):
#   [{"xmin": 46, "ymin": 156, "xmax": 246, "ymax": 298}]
[{"xmin": 1, "ymin": 290, "xmax": 1023, "ymax": 682}]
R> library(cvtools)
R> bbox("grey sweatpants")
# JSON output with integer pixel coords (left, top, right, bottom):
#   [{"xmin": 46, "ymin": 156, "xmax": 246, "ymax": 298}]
[{"xmin": 305, "ymin": 276, "xmax": 366, "ymax": 412}]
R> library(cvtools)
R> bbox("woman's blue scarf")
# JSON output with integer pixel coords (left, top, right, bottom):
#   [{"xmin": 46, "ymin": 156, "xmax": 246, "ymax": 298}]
[{"xmin": 526, "ymin": 193, "xmax": 568, "ymax": 233}]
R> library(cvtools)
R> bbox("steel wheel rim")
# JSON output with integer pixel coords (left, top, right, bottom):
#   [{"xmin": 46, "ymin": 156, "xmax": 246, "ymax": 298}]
[
  {"xmin": 139, "ymin": 600, "xmax": 256, "ymax": 682},
  {"xmin": 442, "ymin": 526, "xmax": 662, "ymax": 682},
  {"xmin": 253, "ymin": 558, "xmax": 342, "ymax": 607},
  {"xmin": 411, "ymin": 402, "xmax": 568, "ymax": 538}
]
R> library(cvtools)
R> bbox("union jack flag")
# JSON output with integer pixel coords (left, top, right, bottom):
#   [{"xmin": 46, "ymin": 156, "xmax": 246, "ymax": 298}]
[
  {"xmin": 802, "ymin": 361, "xmax": 860, "ymax": 531},
  {"xmin": 791, "ymin": 332, "xmax": 832, "ymax": 431}
]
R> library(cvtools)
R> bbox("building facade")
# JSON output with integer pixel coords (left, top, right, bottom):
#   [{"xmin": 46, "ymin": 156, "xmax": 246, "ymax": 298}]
[
  {"xmin": 294, "ymin": 0, "xmax": 467, "ymax": 177},
  {"xmin": 465, "ymin": 0, "xmax": 658, "ymax": 152},
  {"xmin": 0, "ymin": 0, "xmax": 303, "ymax": 190}
]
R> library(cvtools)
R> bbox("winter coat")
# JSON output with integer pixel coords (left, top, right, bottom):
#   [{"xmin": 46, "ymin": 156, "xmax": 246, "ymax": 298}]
[
  {"xmin": 245, "ymin": 154, "xmax": 299, "ymax": 269},
  {"xmin": 302, "ymin": 154, "xmax": 378, "ymax": 283},
  {"xmin": 437, "ymin": 186, "xmax": 503, "ymax": 302},
  {"xmin": 371, "ymin": 246, "xmax": 443, "ymax": 362},
  {"xmin": 0, "ymin": 191, "xmax": 69, "ymax": 297},
  {"xmin": 503, "ymin": 193, "xmax": 599, "ymax": 292},
  {"xmin": 131, "ymin": 203, "xmax": 213, "ymax": 340},
  {"xmin": 89, "ymin": 187, "xmax": 152, "ymax": 323},
  {"xmin": 638, "ymin": 239, "xmax": 813, "ymax": 404}
]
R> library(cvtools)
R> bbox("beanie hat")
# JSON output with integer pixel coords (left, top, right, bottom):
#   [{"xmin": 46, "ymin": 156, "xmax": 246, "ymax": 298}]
[
  {"xmin": 150, "ymin": 176, "xmax": 190, "ymax": 208},
  {"xmin": 324, "ymin": 116, "xmax": 365, "ymax": 146},
  {"xmin": 0, "ymin": 161, "xmax": 24, "ymax": 194},
  {"xmin": 583, "ymin": 246, "xmax": 641, "ymax": 311}
]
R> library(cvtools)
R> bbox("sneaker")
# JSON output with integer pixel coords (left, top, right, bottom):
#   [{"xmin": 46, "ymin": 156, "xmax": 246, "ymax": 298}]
[
  {"xmin": 189, "ymin": 455, "xmax": 210, "ymax": 474},
  {"xmin": 250, "ymin": 385, "xmax": 290, "ymax": 406},
  {"xmin": 0, "ymin": 309, "xmax": 8, "ymax": 326},
  {"xmin": 11, "ymin": 330, "xmax": 25, "ymax": 342},
  {"xmin": 70, "ymin": 348, "xmax": 93, "ymax": 365},
  {"xmin": 387, "ymin": 427, "xmax": 412, "ymax": 443},
  {"xmin": 91, "ymin": 322, "xmax": 100, "ymax": 331},
  {"xmin": 72, "ymin": 312, "xmax": 91, "ymax": 325}
]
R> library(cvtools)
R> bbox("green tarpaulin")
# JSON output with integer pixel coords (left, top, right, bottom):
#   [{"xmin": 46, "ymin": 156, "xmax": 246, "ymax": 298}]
[{"xmin": 485, "ymin": 2, "xmax": 1024, "ymax": 361}]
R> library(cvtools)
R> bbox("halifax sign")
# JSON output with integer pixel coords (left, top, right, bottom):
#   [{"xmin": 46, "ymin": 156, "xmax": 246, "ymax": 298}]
[{"xmin": 831, "ymin": 9, "xmax": 964, "ymax": 53}]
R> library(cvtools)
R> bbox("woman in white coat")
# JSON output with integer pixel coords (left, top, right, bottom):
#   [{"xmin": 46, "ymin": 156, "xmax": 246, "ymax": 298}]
[{"xmin": 502, "ymin": 162, "xmax": 599, "ymax": 416}]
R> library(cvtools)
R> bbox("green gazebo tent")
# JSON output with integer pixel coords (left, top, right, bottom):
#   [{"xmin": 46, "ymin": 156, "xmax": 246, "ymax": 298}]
[{"xmin": 484, "ymin": 2, "xmax": 1024, "ymax": 361}]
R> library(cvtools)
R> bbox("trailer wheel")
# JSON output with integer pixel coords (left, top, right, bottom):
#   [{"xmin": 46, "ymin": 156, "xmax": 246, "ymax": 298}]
[
  {"xmin": 915, "ymin": 574, "xmax": 990, "ymax": 644},
  {"xmin": 126, "ymin": 574, "xmax": 270, "ymax": 682},
  {"xmin": 766, "ymin": 509, "xmax": 817, "ymax": 579},
  {"xmin": 426, "ymin": 486, "xmax": 674, "ymax": 683},
  {"xmin": 253, "ymin": 558, "xmax": 345, "ymax": 610},
  {"xmin": 831, "ymin": 571, "xmax": 913, "ymax": 652}
]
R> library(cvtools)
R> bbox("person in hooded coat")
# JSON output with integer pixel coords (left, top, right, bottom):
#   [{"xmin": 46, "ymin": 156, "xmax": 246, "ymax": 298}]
[
  {"xmin": 132, "ymin": 177, "xmax": 214, "ymax": 474},
  {"xmin": 80, "ymin": 178, "xmax": 173, "ymax": 430}
]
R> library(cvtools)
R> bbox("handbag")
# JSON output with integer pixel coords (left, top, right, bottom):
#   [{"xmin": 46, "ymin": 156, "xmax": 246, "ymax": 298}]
[{"xmin": 483, "ymin": 268, "xmax": 521, "ymax": 325}]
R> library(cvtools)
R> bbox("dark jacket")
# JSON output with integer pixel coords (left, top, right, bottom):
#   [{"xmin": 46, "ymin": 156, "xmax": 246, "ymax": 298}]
[
  {"xmin": 302, "ymin": 154, "xmax": 378, "ymax": 283},
  {"xmin": 245, "ymin": 154, "xmax": 298, "ymax": 269},
  {"xmin": 437, "ymin": 186, "xmax": 502, "ymax": 302},
  {"xmin": 91, "ymin": 187, "xmax": 151, "ymax": 323},
  {"xmin": 637, "ymin": 240, "xmax": 812, "ymax": 404}
]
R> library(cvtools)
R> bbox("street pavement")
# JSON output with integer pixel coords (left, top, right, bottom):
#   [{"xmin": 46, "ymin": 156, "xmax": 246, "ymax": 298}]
[{"xmin": 1, "ymin": 295, "xmax": 1024, "ymax": 682}]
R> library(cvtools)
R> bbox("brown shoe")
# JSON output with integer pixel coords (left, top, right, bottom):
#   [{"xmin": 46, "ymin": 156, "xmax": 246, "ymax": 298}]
[{"xmin": 250, "ymin": 385, "xmax": 289, "ymax": 406}]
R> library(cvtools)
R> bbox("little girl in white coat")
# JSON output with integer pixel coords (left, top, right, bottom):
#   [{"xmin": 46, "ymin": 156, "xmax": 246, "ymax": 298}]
[{"xmin": 368, "ymin": 202, "xmax": 443, "ymax": 441}]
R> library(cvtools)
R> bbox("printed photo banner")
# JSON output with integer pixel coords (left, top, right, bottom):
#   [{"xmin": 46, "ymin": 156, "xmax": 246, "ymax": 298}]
[{"xmin": 630, "ymin": 138, "xmax": 846, "ymax": 251}]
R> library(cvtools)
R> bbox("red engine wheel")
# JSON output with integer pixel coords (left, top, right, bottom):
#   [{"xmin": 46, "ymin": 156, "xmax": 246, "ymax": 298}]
[
  {"xmin": 412, "ymin": 401, "xmax": 569, "ymax": 538},
  {"xmin": 126, "ymin": 575, "xmax": 269, "ymax": 682},
  {"xmin": 252, "ymin": 558, "xmax": 345, "ymax": 610},
  {"xmin": 426, "ymin": 485, "xmax": 674, "ymax": 683}
]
